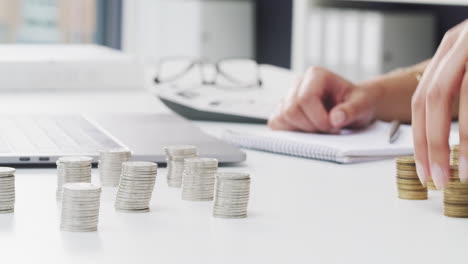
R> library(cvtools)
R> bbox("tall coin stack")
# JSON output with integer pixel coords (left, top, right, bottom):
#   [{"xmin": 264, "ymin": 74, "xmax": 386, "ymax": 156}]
[
  {"xmin": 115, "ymin": 161, "xmax": 157, "ymax": 213},
  {"xmin": 182, "ymin": 158, "xmax": 218, "ymax": 201},
  {"xmin": 213, "ymin": 172, "xmax": 251, "ymax": 219},
  {"xmin": 60, "ymin": 183, "xmax": 102, "ymax": 232},
  {"xmin": 444, "ymin": 165, "xmax": 468, "ymax": 218},
  {"xmin": 164, "ymin": 145, "xmax": 197, "ymax": 188},
  {"xmin": 0, "ymin": 167, "xmax": 15, "ymax": 214},
  {"xmin": 396, "ymin": 156, "xmax": 427, "ymax": 200},
  {"xmin": 451, "ymin": 144, "xmax": 460, "ymax": 165},
  {"xmin": 98, "ymin": 149, "xmax": 132, "ymax": 187},
  {"xmin": 56, "ymin": 156, "xmax": 93, "ymax": 200}
]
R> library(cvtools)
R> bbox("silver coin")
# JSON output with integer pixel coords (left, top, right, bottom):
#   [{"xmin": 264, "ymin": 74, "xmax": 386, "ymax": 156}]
[
  {"xmin": 58, "ymin": 156, "xmax": 93, "ymax": 163},
  {"xmin": 61, "ymin": 216, "xmax": 100, "ymax": 222},
  {"xmin": 121, "ymin": 176, "xmax": 156, "ymax": 182},
  {"xmin": 0, "ymin": 167, "xmax": 15, "ymax": 176},
  {"xmin": 182, "ymin": 197, "xmax": 213, "ymax": 201},
  {"xmin": 61, "ymin": 222, "xmax": 99, "ymax": 228},
  {"xmin": 123, "ymin": 161, "xmax": 158, "ymax": 167},
  {"xmin": 117, "ymin": 188, "xmax": 153, "ymax": 194},
  {"xmin": 214, "ymin": 203, "xmax": 249, "ymax": 209},
  {"xmin": 61, "ymin": 213, "xmax": 100, "ymax": 219},
  {"xmin": 115, "ymin": 201, "xmax": 151, "ymax": 207},
  {"xmin": 61, "ymin": 223, "xmax": 99, "ymax": 231},
  {"xmin": 213, "ymin": 209, "xmax": 248, "ymax": 215},
  {"xmin": 61, "ymin": 206, "xmax": 100, "ymax": 210},
  {"xmin": 116, "ymin": 193, "xmax": 153, "ymax": 199},
  {"xmin": 115, "ymin": 207, "xmax": 150, "ymax": 213},
  {"xmin": 61, "ymin": 202, "xmax": 100, "ymax": 207},
  {"xmin": 63, "ymin": 182, "xmax": 101, "ymax": 192},
  {"xmin": 213, "ymin": 213, "xmax": 247, "ymax": 219},
  {"xmin": 213, "ymin": 211, "xmax": 248, "ymax": 217},
  {"xmin": 215, "ymin": 190, "xmax": 250, "ymax": 195},
  {"xmin": 115, "ymin": 205, "xmax": 150, "ymax": 211},
  {"xmin": 0, "ymin": 208, "xmax": 14, "ymax": 214},
  {"xmin": 61, "ymin": 226, "xmax": 98, "ymax": 232},
  {"xmin": 118, "ymin": 183, "xmax": 155, "ymax": 190}
]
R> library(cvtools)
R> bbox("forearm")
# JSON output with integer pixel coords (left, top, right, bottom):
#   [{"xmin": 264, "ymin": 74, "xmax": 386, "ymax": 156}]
[{"xmin": 358, "ymin": 60, "xmax": 431, "ymax": 123}]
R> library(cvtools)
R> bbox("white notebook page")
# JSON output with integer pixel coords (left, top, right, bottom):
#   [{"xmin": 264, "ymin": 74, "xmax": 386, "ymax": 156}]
[{"xmin": 221, "ymin": 121, "xmax": 459, "ymax": 164}]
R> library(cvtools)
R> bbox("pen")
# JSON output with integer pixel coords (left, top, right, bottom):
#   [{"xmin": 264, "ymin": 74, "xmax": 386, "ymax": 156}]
[{"xmin": 389, "ymin": 120, "xmax": 401, "ymax": 144}]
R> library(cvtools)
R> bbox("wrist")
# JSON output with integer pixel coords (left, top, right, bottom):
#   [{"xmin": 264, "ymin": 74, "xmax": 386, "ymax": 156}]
[
  {"xmin": 356, "ymin": 67, "xmax": 419, "ymax": 122},
  {"xmin": 357, "ymin": 79, "xmax": 386, "ymax": 102},
  {"xmin": 356, "ymin": 79, "xmax": 387, "ymax": 121}
]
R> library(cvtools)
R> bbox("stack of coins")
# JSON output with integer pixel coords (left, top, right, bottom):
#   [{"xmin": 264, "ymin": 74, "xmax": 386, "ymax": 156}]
[
  {"xmin": 164, "ymin": 145, "xmax": 197, "ymax": 188},
  {"xmin": 182, "ymin": 158, "xmax": 218, "ymax": 201},
  {"xmin": 451, "ymin": 144, "xmax": 460, "ymax": 165},
  {"xmin": 115, "ymin": 161, "xmax": 157, "ymax": 213},
  {"xmin": 0, "ymin": 167, "xmax": 15, "ymax": 214},
  {"xmin": 98, "ymin": 149, "xmax": 132, "ymax": 187},
  {"xmin": 427, "ymin": 177, "xmax": 437, "ymax": 190},
  {"xmin": 60, "ymin": 183, "xmax": 102, "ymax": 232},
  {"xmin": 56, "ymin": 156, "xmax": 93, "ymax": 200},
  {"xmin": 396, "ymin": 156, "xmax": 427, "ymax": 200},
  {"xmin": 213, "ymin": 172, "xmax": 251, "ymax": 219},
  {"xmin": 444, "ymin": 165, "xmax": 468, "ymax": 218}
]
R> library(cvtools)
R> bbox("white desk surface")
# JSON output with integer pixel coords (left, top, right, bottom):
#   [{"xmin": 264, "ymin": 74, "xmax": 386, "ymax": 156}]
[{"xmin": 0, "ymin": 90, "xmax": 466, "ymax": 264}]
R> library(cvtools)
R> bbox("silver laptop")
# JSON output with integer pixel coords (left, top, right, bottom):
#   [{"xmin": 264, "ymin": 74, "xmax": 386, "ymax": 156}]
[{"xmin": 0, "ymin": 113, "xmax": 246, "ymax": 165}]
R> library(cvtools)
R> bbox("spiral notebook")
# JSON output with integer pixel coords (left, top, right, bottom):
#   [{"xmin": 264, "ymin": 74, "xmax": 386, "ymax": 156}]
[{"xmin": 221, "ymin": 121, "xmax": 459, "ymax": 164}]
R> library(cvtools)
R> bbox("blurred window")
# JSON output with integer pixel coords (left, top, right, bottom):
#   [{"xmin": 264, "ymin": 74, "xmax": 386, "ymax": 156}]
[{"xmin": 0, "ymin": 0, "xmax": 100, "ymax": 44}]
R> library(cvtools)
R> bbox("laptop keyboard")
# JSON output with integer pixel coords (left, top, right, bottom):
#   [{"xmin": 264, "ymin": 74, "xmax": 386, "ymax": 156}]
[{"xmin": 0, "ymin": 115, "xmax": 122, "ymax": 154}]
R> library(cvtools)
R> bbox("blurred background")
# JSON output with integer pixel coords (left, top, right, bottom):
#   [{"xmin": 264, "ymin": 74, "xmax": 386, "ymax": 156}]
[{"xmin": 0, "ymin": 0, "xmax": 467, "ymax": 81}]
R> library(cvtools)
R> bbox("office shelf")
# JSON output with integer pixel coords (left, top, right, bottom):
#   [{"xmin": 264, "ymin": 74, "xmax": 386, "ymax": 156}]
[
  {"xmin": 343, "ymin": 0, "xmax": 468, "ymax": 5},
  {"xmin": 291, "ymin": 0, "xmax": 468, "ymax": 72}
]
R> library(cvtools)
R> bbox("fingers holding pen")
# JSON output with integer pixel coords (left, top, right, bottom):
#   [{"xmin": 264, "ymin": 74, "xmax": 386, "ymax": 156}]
[{"xmin": 268, "ymin": 66, "xmax": 377, "ymax": 134}]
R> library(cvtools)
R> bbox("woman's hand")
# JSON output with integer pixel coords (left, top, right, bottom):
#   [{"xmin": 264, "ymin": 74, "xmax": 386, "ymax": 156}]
[
  {"xmin": 268, "ymin": 67, "xmax": 380, "ymax": 133},
  {"xmin": 411, "ymin": 19, "xmax": 468, "ymax": 189}
]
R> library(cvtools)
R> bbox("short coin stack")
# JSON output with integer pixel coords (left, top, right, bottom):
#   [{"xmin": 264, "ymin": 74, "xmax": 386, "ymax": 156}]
[
  {"xmin": 213, "ymin": 172, "xmax": 251, "ymax": 219},
  {"xmin": 56, "ymin": 156, "xmax": 93, "ymax": 200},
  {"xmin": 115, "ymin": 161, "xmax": 157, "ymax": 213},
  {"xmin": 98, "ymin": 149, "xmax": 132, "ymax": 187},
  {"xmin": 0, "ymin": 167, "xmax": 15, "ymax": 214},
  {"xmin": 164, "ymin": 145, "xmax": 197, "ymax": 188},
  {"xmin": 60, "ymin": 183, "xmax": 102, "ymax": 232},
  {"xmin": 444, "ymin": 165, "xmax": 468, "ymax": 218},
  {"xmin": 451, "ymin": 144, "xmax": 460, "ymax": 165},
  {"xmin": 182, "ymin": 158, "xmax": 218, "ymax": 201},
  {"xmin": 396, "ymin": 156, "xmax": 427, "ymax": 200}
]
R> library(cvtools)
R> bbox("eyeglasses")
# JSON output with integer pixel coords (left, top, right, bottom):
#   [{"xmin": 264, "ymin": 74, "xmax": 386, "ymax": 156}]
[{"xmin": 154, "ymin": 57, "xmax": 263, "ymax": 89}]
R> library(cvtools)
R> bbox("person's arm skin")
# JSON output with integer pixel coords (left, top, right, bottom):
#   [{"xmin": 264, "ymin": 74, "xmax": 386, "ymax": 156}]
[
  {"xmin": 363, "ymin": 60, "xmax": 430, "ymax": 123},
  {"xmin": 411, "ymin": 19, "xmax": 468, "ymax": 190},
  {"xmin": 369, "ymin": 60, "xmax": 459, "ymax": 123}
]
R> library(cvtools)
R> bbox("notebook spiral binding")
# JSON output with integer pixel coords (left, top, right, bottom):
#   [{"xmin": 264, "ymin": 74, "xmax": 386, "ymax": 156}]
[{"xmin": 222, "ymin": 130, "xmax": 341, "ymax": 163}]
